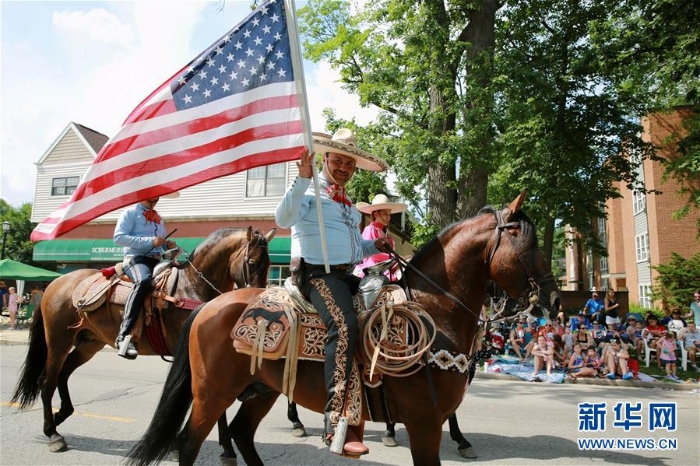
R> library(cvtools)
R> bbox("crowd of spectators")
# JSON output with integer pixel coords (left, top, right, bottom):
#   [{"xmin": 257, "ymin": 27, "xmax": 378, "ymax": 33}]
[{"xmin": 481, "ymin": 289, "xmax": 700, "ymax": 381}]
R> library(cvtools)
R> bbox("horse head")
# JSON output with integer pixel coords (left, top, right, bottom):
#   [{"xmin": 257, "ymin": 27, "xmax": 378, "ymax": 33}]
[
  {"xmin": 228, "ymin": 227, "xmax": 275, "ymax": 288},
  {"xmin": 484, "ymin": 191, "xmax": 561, "ymax": 322}
]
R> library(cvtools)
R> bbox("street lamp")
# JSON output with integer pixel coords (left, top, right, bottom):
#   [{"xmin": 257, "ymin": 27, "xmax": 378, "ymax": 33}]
[{"xmin": 1, "ymin": 220, "xmax": 10, "ymax": 260}]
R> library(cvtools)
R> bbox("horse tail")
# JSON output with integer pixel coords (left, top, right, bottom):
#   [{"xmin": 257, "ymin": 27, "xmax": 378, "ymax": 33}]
[
  {"xmin": 126, "ymin": 306, "xmax": 200, "ymax": 466},
  {"xmin": 11, "ymin": 302, "xmax": 47, "ymax": 409}
]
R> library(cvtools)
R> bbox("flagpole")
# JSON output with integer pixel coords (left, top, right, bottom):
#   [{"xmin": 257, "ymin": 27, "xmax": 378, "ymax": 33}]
[{"xmin": 284, "ymin": 0, "xmax": 330, "ymax": 274}]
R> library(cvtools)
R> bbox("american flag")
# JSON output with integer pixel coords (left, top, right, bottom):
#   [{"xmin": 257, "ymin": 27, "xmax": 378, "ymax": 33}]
[{"xmin": 32, "ymin": 0, "xmax": 306, "ymax": 241}]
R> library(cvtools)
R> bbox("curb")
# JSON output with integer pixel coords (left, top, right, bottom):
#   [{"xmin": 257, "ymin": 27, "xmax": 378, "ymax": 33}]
[{"xmin": 475, "ymin": 370, "xmax": 699, "ymax": 391}]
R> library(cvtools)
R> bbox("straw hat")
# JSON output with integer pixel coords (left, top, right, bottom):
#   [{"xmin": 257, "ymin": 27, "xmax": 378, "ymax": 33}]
[
  {"xmin": 313, "ymin": 128, "xmax": 389, "ymax": 172},
  {"xmin": 356, "ymin": 193, "xmax": 407, "ymax": 214}
]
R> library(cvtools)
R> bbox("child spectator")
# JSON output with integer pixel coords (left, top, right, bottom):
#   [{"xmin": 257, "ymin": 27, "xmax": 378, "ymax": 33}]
[
  {"xmin": 486, "ymin": 324, "xmax": 505, "ymax": 355},
  {"xmin": 644, "ymin": 315, "xmax": 667, "ymax": 367},
  {"xmin": 509, "ymin": 319, "xmax": 528, "ymax": 361},
  {"xmin": 562, "ymin": 324, "xmax": 574, "ymax": 353},
  {"xmin": 583, "ymin": 347, "xmax": 604, "ymax": 377},
  {"xmin": 531, "ymin": 335, "xmax": 553, "ymax": 377},
  {"xmin": 656, "ymin": 331, "xmax": 679, "ymax": 380},
  {"xmin": 551, "ymin": 333, "xmax": 569, "ymax": 368},
  {"xmin": 605, "ymin": 339, "xmax": 634, "ymax": 380},
  {"xmin": 682, "ymin": 322, "xmax": 700, "ymax": 371},
  {"xmin": 662, "ymin": 309, "xmax": 687, "ymax": 336},
  {"xmin": 628, "ymin": 320, "xmax": 645, "ymax": 355}
]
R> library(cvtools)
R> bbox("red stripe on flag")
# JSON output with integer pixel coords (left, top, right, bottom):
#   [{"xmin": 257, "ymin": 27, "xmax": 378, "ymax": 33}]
[
  {"xmin": 70, "ymin": 120, "xmax": 303, "ymax": 199},
  {"xmin": 30, "ymin": 146, "xmax": 303, "ymax": 241},
  {"xmin": 99, "ymin": 94, "xmax": 299, "ymax": 162}
]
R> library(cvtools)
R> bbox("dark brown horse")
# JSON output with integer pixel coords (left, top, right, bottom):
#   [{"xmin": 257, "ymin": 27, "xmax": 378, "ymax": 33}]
[
  {"xmin": 11, "ymin": 226, "xmax": 275, "ymax": 454},
  {"xmin": 128, "ymin": 193, "xmax": 561, "ymax": 466}
]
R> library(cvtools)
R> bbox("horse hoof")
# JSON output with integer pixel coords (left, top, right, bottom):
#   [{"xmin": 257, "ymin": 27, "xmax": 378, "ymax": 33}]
[
  {"xmin": 291, "ymin": 422, "xmax": 306, "ymax": 437},
  {"xmin": 219, "ymin": 454, "xmax": 238, "ymax": 466},
  {"xmin": 459, "ymin": 446, "xmax": 478, "ymax": 459},
  {"xmin": 49, "ymin": 434, "xmax": 67, "ymax": 453},
  {"xmin": 382, "ymin": 435, "xmax": 399, "ymax": 447}
]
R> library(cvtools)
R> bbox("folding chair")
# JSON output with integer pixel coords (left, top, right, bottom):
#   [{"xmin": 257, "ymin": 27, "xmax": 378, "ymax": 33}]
[{"xmin": 15, "ymin": 304, "xmax": 34, "ymax": 330}]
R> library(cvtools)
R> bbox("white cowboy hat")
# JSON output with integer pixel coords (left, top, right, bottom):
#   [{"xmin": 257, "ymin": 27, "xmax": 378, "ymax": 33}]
[
  {"xmin": 356, "ymin": 193, "xmax": 407, "ymax": 214},
  {"xmin": 313, "ymin": 128, "xmax": 389, "ymax": 172},
  {"xmin": 161, "ymin": 191, "xmax": 180, "ymax": 199}
]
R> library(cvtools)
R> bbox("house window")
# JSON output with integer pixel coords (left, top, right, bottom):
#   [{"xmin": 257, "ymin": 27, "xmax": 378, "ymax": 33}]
[
  {"xmin": 639, "ymin": 284, "xmax": 652, "ymax": 309},
  {"xmin": 267, "ymin": 265, "xmax": 290, "ymax": 287},
  {"xmin": 600, "ymin": 255, "xmax": 608, "ymax": 273},
  {"xmin": 635, "ymin": 233, "xmax": 649, "ymax": 262},
  {"xmin": 51, "ymin": 176, "xmax": 80, "ymax": 196},
  {"xmin": 633, "ymin": 191, "xmax": 645, "ymax": 215},
  {"xmin": 246, "ymin": 163, "xmax": 286, "ymax": 197}
]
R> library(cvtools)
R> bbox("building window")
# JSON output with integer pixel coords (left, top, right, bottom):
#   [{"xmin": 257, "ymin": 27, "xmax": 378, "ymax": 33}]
[
  {"xmin": 267, "ymin": 265, "xmax": 290, "ymax": 287},
  {"xmin": 51, "ymin": 176, "xmax": 80, "ymax": 196},
  {"xmin": 600, "ymin": 255, "xmax": 608, "ymax": 273},
  {"xmin": 246, "ymin": 163, "xmax": 286, "ymax": 197},
  {"xmin": 639, "ymin": 284, "xmax": 652, "ymax": 309},
  {"xmin": 635, "ymin": 233, "xmax": 649, "ymax": 262},
  {"xmin": 633, "ymin": 191, "xmax": 645, "ymax": 215}
]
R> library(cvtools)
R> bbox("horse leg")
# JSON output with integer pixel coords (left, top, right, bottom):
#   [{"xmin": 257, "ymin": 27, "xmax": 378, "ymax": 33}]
[
  {"xmin": 178, "ymin": 392, "xmax": 237, "ymax": 466},
  {"xmin": 447, "ymin": 413, "xmax": 477, "ymax": 459},
  {"xmin": 403, "ymin": 417, "xmax": 443, "ymax": 466},
  {"xmin": 40, "ymin": 342, "xmax": 74, "ymax": 452},
  {"xmin": 217, "ymin": 413, "xmax": 237, "ymax": 466},
  {"xmin": 287, "ymin": 401, "xmax": 307, "ymax": 437},
  {"xmin": 382, "ymin": 422, "xmax": 399, "ymax": 447},
  {"xmin": 229, "ymin": 392, "xmax": 281, "ymax": 466},
  {"xmin": 53, "ymin": 340, "xmax": 104, "ymax": 427}
]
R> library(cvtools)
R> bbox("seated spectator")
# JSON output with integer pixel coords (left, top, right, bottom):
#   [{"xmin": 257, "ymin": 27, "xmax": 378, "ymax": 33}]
[
  {"xmin": 605, "ymin": 339, "xmax": 634, "ymax": 380},
  {"xmin": 582, "ymin": 347, "xmax": 604, "ymax": 377},
  {"xmin": 627, "ymin": 319, "xmax": 645, "ymax": 356},
  {"xmin": 682, "ymin": 321, "xmax": 700, "ymax": 371},
  {"xmin": 509, "ymin": 319, "xmax": 528, "ymax": 361},
  {"xmin": 486, "ymin": 324, "xmax": 505, "ymax": 355},
  {"xmin": 531, "ymin": 335, "xmax": 553, "ymax": 377},
  {"xmin": 662, "ymin": 309, "xmax": 687, "ymax": 336},
  {"xmin": 573, "ymin": 323, "xmax": 594, "ymax": 352},
  {"xmin": 562, "ymin": 324, "xmax": 574, "ymax": 353},
  {"xmin": 551, "ymin": 333, "xmax": 569, "ymax": 368},
  {"xmin": 656, "ymin": 331, "xmax": 679, "ymax": 380},
  {"xmin": 583, "ymin": 290, "xmax": 605, "ymax": 326},
  {"xmin": 591, "ymin": 322, "xmax": 606, "ymax": 345},
  {"xmin": 643, "ymin": 315, "xmax": 667, "ymax": 367},
  {"xmin": 567, "ymin": 344, "xmax": 599, "ymax": 379}
]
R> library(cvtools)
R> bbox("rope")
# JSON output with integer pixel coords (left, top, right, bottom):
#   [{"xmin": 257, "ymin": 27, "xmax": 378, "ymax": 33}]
[{"xmin": 362, "ymin": 300, "xmax": 436, "ymax": 377}]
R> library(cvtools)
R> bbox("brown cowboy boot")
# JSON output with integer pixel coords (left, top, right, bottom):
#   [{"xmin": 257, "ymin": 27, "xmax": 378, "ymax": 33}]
[{"xmin": 343, "ymin": 421, "xmax": 369, "ymax": 456}]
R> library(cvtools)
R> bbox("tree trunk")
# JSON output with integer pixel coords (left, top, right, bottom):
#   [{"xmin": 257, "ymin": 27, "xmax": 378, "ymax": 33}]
[{"xmin": 542, "ymin": 216, "xmax": 555, "ymax": 269}]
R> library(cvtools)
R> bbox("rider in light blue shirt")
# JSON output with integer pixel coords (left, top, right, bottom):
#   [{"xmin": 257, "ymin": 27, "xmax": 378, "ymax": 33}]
[{"xmin": 275, "ymin": 129, "xmax": 390, "ymax": 457}]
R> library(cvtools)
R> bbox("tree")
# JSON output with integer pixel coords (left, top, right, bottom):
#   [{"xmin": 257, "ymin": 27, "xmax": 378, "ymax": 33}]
[
  {"xmin": 0, "ymin": 199, "xmax": 37, "ymax": 265},
  {"xmin": 299, "ymin": 0, "xmax": 501, "ymax": 241},
  {"xmin": 652, "ymin": 252, "xmax": 700, "ymax": 313},
  {"xmin": 590, "ymin": 0, "xmax": 700, "ymax": 230}
]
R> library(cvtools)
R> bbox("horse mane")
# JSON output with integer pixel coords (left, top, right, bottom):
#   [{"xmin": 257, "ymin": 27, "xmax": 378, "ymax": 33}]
[
  {"xmin": 410, "ymin": 205, "xmax": 537, "ymax": 265},
  {"xmin": 187, "ymin": 227, "xmax": 251, "ymax": 263}
]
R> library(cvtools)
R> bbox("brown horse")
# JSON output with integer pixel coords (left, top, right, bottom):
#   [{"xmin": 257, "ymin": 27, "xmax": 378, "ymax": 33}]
[
  {"xmin": 11, "ymin": 226, "xmax": 275, "ymax": 454},
  {"xmin": 128, "ymin": 193, "xmax": 561, "ymax": 466}
]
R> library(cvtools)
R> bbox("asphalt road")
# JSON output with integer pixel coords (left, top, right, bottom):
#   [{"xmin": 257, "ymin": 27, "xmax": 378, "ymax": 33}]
[{"xmin": 1, "ymin": 345, "xmax": 698, "ymax": 466}]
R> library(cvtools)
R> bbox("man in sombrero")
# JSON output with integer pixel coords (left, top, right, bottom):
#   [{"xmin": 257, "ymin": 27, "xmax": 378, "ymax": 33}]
[{"xmin": 275, "ymin": 128, "xmax": 391, "ymax": 457}]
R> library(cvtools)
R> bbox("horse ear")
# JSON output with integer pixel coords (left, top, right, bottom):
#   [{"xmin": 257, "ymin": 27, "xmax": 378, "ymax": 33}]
[
  {"xmin": 265, "ymin": 228, "xmax": 276, "ymax": 242},
  {"xmin": 246, "ymin": 226, "xmax": 253, "ymax": 241},
  {"xmin": 506, "ymin": 190, "xmax": 528, "ymax": 215}
]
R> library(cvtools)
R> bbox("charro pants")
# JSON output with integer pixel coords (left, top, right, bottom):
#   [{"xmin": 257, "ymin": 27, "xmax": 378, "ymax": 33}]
[
  {"xmin": 118, "ymin": 256, "xmax": 158, "ymax": 341},
  {"xmin": 301, "ymin": 268, "xmax": 362, "ymax": 433}
]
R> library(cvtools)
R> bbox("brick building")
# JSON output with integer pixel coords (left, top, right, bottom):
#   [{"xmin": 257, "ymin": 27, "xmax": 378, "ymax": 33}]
[{"xmin": 565, "ymin": 108, "xmax": 700, "ymax": 309}]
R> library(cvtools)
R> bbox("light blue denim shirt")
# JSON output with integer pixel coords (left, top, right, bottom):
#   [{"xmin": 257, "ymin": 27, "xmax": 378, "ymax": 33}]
[
  {"xmin": 113, "ymin": 203, "xmax": 166, "ymax": 259},
  {"xmin": 275, "ymin": 174, "xmax": 379, "ymax": 265}
]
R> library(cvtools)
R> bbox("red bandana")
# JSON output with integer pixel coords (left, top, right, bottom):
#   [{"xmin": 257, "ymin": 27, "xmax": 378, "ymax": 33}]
[
  {"xmin": 143, "ymin": 209, "xmax": 161, "ymax": 224},
  {"xmin": 326, "ymin": 183, "xmax": 351, "ymax": 206}
]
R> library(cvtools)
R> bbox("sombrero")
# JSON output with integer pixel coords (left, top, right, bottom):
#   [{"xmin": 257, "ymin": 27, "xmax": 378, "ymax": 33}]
[
  {"xmin": 357, "ymin": 193, "xmax": 407, "ymax": 214},
  {"xmin": 313, "ymin": 128, "xmax": 389, "ymax": 172}
]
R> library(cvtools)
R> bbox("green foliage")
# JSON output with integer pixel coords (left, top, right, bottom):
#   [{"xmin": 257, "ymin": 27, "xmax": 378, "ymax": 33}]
[
  {"xmin": 0, "ymin": 199, "xmax": 37, "ymax": 265},
  {"xmin": 652, "ymin": 252, "xmax": 700, "ymax": 312},
  {"xmin": 628, "ymin": 303, "xmax": 664, "ymax": 319}
]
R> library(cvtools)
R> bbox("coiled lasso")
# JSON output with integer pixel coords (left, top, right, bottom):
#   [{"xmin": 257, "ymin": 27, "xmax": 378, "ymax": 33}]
[{"xmin": 362, "ymin": 298, "xmax": 437, "ymax": 378}]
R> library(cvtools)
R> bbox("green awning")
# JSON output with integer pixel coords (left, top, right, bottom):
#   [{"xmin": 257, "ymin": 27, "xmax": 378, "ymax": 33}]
[
  {"xmin": 269, "ymin": 237, "xmax": 291, "ymax": 265},
  {"xmin": 34, "ymin": 237, "xmax": 292, "ymax": 265}
]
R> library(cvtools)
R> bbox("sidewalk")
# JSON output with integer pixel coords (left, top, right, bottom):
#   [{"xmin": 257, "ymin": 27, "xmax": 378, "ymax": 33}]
[{"xmin": 1, "ymin": 325, "xmax": 697, "ymax": 391}]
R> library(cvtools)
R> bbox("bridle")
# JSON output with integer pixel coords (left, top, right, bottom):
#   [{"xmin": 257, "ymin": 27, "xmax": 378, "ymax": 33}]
[
  {"xmin": 186, "ymin": 230, "xmax": 268, "ymax": 294},
  {"xmin": 389, "ymin": 209, "xmax": 553, "ymax": 324}
]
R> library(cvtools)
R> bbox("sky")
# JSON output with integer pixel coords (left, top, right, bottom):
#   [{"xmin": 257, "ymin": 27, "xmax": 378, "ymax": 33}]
[{"xmin": 0, "ymin": 0, "xmax": 378, "ymax": 208}]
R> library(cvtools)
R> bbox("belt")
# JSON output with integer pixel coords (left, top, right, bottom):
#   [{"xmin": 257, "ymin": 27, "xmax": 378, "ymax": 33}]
[{"xmin": 306, "ymin": 263, "xmax": 353, "ymax": 273}]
